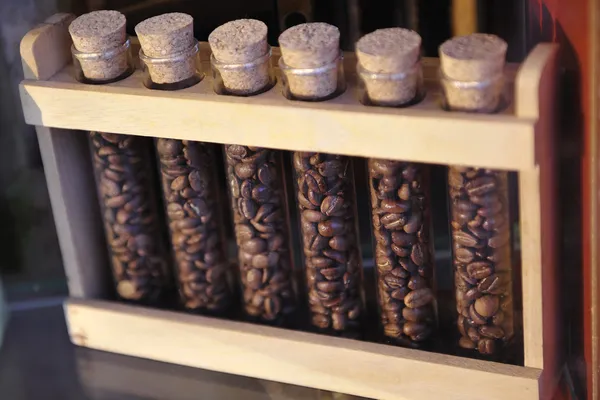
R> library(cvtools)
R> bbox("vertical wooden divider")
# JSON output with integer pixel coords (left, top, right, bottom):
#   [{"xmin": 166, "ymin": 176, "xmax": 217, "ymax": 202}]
[
  {"xmin": 515, "ymin": 44, "xmax": 560, "ymax": 399},
  {"xmin": 20, "ymin": 13, "xmax": 110, "ymax": 299}
]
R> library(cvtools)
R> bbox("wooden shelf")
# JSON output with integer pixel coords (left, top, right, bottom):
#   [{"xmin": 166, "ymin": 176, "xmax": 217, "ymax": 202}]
[
  {"xmin": 19, "ymin": 34, "xmax": 534, "ymax": 171},
  {"xmin": 66, "ymin": 298, "xmax": 542, "ymax": 400},
  {"xmin": 19, "ymin": 14, "xmax": 561, "ymax": 400}
]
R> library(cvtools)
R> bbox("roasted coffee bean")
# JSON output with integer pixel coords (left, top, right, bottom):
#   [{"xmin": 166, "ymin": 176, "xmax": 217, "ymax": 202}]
[
  {"xmin": 294, "ymin": 153, "xmax": 362, "ymax": 334},
  {"xmin": 369, "ymin": 160, "xmax": 435, "ymax": 344},
  {"xmin": 466, "ymin": 176, "xmax": 497, "ymax": 196},
  {"xmin": 226, "ymin": 145, "xmax": 295, "ymax": 322},
  {"xmin": 455, "ymin": 247, "xmax": 474, "ymax": 263},
  {"xmin": 453, "ymin": 231, "xmax": 478, "ymax": 247},
  {"xmin": 391, "ymin": 231, "xmax": 417, "ymax": 247},
  {"xmin": 477, "ymin": 338, "xmax": 496, "ymax": 355},
  {"xmin": 466, "ymin": 261, "xmax": 493, "ymax": 280},
  {"xmin": 459, "ymin": 336, "xmax": 477, "ymax": 349},
  {"xmin": 329, "ymin": 235, "xmax": 349, "ymax": 251},
  {"xmin": 303, "ymin": 209, "xmax": 326, "ymax": 223},
  {"xmin": 405, "ymin": 288, "xmax": 434, "ymax": 309},
  {"xmin": 157, "ymin": 140, "xmax": 233, "ymax": 312},
  {"xmin": 474, "ymin": 295, "xmax": 500, "ymax": 318},
  {"xmin": 402, "ymin": 306, "xmax": 431, "ymax": 322},
  {"xmin": 448, "ymin": 167, "xmax": 514, "ymax": 354},
  {"xmin": 234, "ymin": 162, "xmax": 257, "ymax": 179},
  {"xmin": 92, "ymin": 133, "xmax": 169, "ymax": 305},
  {"xmin": 317, "ymin": 218, "xmax": 346, "ymax": 237},
  {"xmin": 321, "ymin": 195, "xmax": 344, "ymax": 216}
]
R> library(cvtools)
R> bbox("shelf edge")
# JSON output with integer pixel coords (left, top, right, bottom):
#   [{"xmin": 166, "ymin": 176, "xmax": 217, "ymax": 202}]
[
  {"xmin": 20, "ymin": 80, "xmax": 536, "ymax": 170},
  {"xmin": 65, "ymin": 298, "xmax": 542, "ymax": 400}
]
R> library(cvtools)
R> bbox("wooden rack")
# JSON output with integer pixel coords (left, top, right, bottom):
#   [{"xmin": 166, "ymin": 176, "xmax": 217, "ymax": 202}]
[{"xmin": 19, "ymin": 13, "xmax": 560, "ymax": 400}]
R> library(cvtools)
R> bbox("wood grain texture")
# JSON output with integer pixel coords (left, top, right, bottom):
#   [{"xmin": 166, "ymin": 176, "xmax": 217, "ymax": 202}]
[
  {"xmin": 515, "ymin": 44, "xmax": 560, "ymax": 399},
  {"xmin": 20, "ymin": 13, "xmax": 111, "ymax": 298},
  {"xmin": 65, "ymin": 298, "xmax": 543, "ymax": 400},
  {"xmin": 19, "ymin": 45, "xmax": 533, "ymax": 171}
]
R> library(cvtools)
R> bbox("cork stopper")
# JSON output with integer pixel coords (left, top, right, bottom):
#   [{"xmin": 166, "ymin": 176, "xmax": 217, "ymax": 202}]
[
  {"xmin": 278, "ymin": 23, "xmax": 340, "ymax": 68},
  {"xmin": 355, "ymin": 28, "xmax": 422, "ymax": 106},
  {"xmin": 208, "ymin": 19, "xmax": 271, "ymax": 95},
  {"xmin": 135, "ymin": 13, "xmax": 195, "ymax": 58},
  {"xmin": 439, "ymin": 34, "xmax": 507, "ymax": 112},
  {"xmin": 356, "ymin": 28, "xmax": 421, "ymax": 74},
  {"xmin": 439, "ymin": 33, "xmax": 507, "ymax": 81},
  {"xmin": 136, "ymin": 13, "xmax": 198, "ymax": 86},
  {"xmin": 69, "ymin": 10, "xmax": 126, "ymax": 53},
  {"xmin": 209, "ymin": 19, "xmax": 268, "ymax": 63}
]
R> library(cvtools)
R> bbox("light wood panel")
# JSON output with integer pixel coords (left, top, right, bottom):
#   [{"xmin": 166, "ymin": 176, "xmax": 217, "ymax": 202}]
[
  {"xmin": 19, "ymin": 37, "xmax": 533, "ymax": 171},
  {"xmin": 65, "ymin": 298, "xmax": 543, "ymax": 400},
  {"xmin": 515, "ymin": 44, "xmax": 560, "ymax": 399},
  {"xmin": 20, "ymin": 13, "xmax": 110, "ymax": 298}
]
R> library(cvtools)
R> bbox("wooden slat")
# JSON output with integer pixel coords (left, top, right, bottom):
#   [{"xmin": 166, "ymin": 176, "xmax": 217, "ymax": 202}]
[
  {"xmin": 20, "ymin": 13, "xmax": 75, "ymax": 81},
  {"xmin": 65, "ymin": 298, "xmax": 543, "ymax": 400},
  {"xmin": 19, "ymin": 44, "xmax": 534, "ymax": 171},
  {"xmin": 515, "ymin": 43, "xmax": 560, "ymax": 399},
  {"xmin": 20, "ymin": 14, "xmax": 111, "ymax": 298}
]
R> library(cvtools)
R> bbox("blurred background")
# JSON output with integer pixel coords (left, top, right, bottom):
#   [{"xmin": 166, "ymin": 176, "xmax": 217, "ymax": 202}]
[{"xmin": 0, "ymin": 0, "xmax": 590, "ymax": 398}]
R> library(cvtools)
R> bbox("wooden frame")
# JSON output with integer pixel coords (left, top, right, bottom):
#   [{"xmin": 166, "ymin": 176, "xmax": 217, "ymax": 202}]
[{"xmin": 18, "ymin": 14, "xmax": 560, "ymax": 400}]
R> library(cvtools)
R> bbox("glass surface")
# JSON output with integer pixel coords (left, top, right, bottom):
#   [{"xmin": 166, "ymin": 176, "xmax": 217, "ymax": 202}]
[
  {"xmin": 224, "ymin": 146, "xmax": 297, "ymax": 325},
  {"xmin": 293, "ymin": 152, "xmax": 364, "ymax": 337},
  {"xmin": 139, "ymin": 42, "xmax": 204, "ymax": 91},
  {"xmin": 279, "ymin": 54, "xmax": 346, "ymax": 102},
  {"xmin": 156, "ymin": 139, "xmax": 234, "ymax": 315},
  {"xmin": 210, "ymin": 48, "xmax": 276, "ymax": 96},
  {"xmin": 72, "ymin": 38, "xmax": 134, "ymax": 84},
  {"xmin": 90, "ymin": 132, "xmax": 171, "ymax": 306},
  {"xmin": 368, "ymin": 160, "xmax": 437, "ymax": 347}
]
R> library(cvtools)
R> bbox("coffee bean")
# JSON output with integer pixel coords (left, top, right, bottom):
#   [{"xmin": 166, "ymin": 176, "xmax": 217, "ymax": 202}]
[
  {"xmin": 384, "ymin": 275, "xmax": 406, "ymax": 289},
  {"xmin": 369, "ymin": 160, "xmax": 435, "ymax": 343},
  {"xmin": 404, "ymin": 213, "xmax": 422, "ymax": 234},
  {"xmin": 474, "ymin": 295, "xmax": 499, "ymax": 318},
  {"xmin": 329, "ymin": 236, "xmax": 349, "ymax": 251},
  {"xmin": 402, "ymin": 306, "xmax": 431, "ymax": 322},
  {"xmin": 226, "ymin": 145, "xmax": 247, "ymax": 160},
  {"xmin": 469, "ymin": 304, "xmax": 488, "ymax": 325},
  {"xmin": 466, "ymin": 176, "xmax": 497, "ymax": 196},
  {"xmin": 92, "ymin": 133, "xmax": 169, "ymax": 305},
  {"xmin": 404, "ymin": 288, "xmax": 433, "ymax": 308},
  {"xmin": 403, "ymin": 321, "xmax": 428, "ymax": 339},
  {"xmin": 455, "ymin": 247, "xmax": 474, "ymax": 263},
  {"xmin": 303, "ymin": 209, "xmax": 326, "ymax": 223},
  {"xmin": 488, "ymin": 231, "xmax": 510, "ymax": 248},
  {"xmin": 411, "ymin": 243, "xmax": 424, "ymax": 266},
  {"xmin": 408, "ymin": 276, "xmax": 427, "ymax": 290},
  {"xmin": 380, "ymin": 199, "xmax": 411, "ymax": 214},
  {"xmin": 235, "ymin": 162, "xmax": 256, "ymax": 179},
  {"xmin": 477, "ymin": 201, "xmax": 503, "ymax": 218},
  {"xmin": 228, "ymin": 146, "xmax": 295, "ymax": 322},
  {"xmin": 459, "ymin": 336, "xmax": 477, "ymax": 349},
  {"xmin": 467, "ymin": 261, "xmax": 493, "ymax": 279},
  {"xmin": 305, "ymin": 169, "xmax": 327, "ymax": 193},
  {"xmin": 477, "ymin": 338, "xmax": 496, "ymax": 354},
  {"xmin": 321, "ymin": 195, "xmax": 344, "ymax": 216},
  {"xmin": 295, "ymin": 153, "xmax": 363, "ymax": 333},
  {"xmin": 391, "ymin": 231, "xmax": 417, "ymax": 247},
  {"xmin": 317, "ymin": 218, "xmax": 345, "ymax": 237},
  {"xmin": 453, "ymin": 231, "xmax": 478, "ymax": 247}
]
